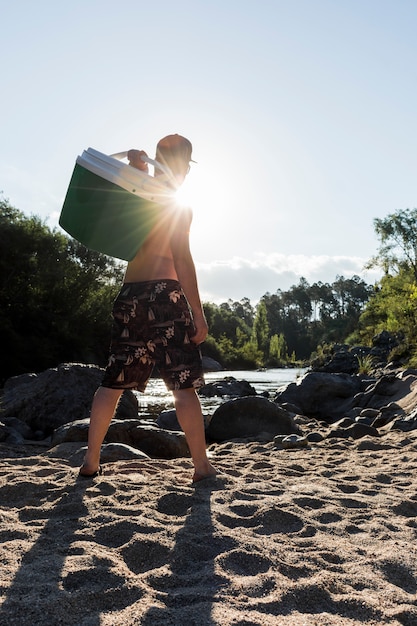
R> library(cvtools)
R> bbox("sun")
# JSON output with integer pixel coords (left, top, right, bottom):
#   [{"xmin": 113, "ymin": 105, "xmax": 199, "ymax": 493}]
[{"xmin": 174, "ymin": 170, "xmax": 201, "ymax": 208}]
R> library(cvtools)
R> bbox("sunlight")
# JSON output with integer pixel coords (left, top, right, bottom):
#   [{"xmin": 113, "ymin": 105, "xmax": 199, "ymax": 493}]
[
  {"xmin": 174, "ymin": 163, "xmax": 235, "ymax": 261},
  {"xmin": 174, "ymin": 170, "xmax": 201, "ymax": 208}
]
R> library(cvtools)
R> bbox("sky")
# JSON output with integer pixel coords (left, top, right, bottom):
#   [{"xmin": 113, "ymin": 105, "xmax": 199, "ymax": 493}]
[{"xmin": 1, "ymin": 0, "xmax": 417, "ymax": 303}]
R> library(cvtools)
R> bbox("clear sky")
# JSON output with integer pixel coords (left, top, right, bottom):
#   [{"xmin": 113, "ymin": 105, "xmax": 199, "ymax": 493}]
[{"xmin": 1, "ymin": 0, "xmax": 416, "ymax": 303}]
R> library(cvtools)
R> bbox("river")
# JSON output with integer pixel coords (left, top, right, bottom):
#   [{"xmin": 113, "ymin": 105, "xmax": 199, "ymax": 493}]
[{"xmin": 136, "ymin": 368, "xmax": 306, "ymax": 417}]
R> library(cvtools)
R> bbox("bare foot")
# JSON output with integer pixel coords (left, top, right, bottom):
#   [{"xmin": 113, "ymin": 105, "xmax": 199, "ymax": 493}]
[
  {"xmin": 79, "ymin": 464, "xmax": 103, "ymax": 478},
  {"xmin": 192, "ymin": 466, "xmax": 218, "ymax": 484}
]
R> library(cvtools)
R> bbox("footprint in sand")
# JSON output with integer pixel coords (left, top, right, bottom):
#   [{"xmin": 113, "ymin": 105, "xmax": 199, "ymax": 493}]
[
  {"xmin": 337, "ymin": 483, "xmax": 360, "ymax": 494},
  {"xmin": 315, "ymin": 511, "xmax": 343, "ymax": 524},
  {"xmin": 218, "ymin": 506, "xmax": 304, "ymax": 535},
  {"xmin": 63, "ymin": 567, "xmax": 126, "ymax": 592},
  {"xmin": 62, "ymin": 560, "xmax": 143, "ymax": 610},
  {"xmin": 250, "ymin": 461, "xmax": 275, "ymax": 470},
  {"xmin": 233, "ymin": 490, "xmax": 260, "ymax": 502},
  {"xmin": 379, "ymin": 559, "xmax": 417, "ymax": 594},
  {"xmin": 93, "ymin": 519, "xmax": 159, "ymax": 548},
  {"xmin": 156, "ymin": 492, "xmax": 193, "ymax": 516},
  {"xmin": 218, "ymin": 548, "xmax": 272, "ymax": 576},
  {"xmin": 293, "ymin": 496, "xmax": 326, "ymax": 510},
  {"xmin": 121, "ymin": 538, "xmax": 171, "ymax": 574},
  {"xmin": 339, "ymin": 497, "xmax": 367, "ymax": 509},
  {"xmin": 277, "ymin": 561, "xmax": 315, "ymax": 580},
  {"xmin": 229, "ymin": 503, "xmax": 259, "ymax": 518},
  {"xmin": 392, "ymin": 500, "xmax": 417, "ymax": 517}
]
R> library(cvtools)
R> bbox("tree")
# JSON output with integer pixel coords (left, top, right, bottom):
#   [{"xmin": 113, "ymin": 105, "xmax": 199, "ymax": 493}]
[
  {"xmin": 349, "ymin": 268, "xmax": 416, "ymax": 359},
  {"xmin": 367, "ymin": 208, "xmax": 417, "ymax": 282},
  {"xmin": 252, "ymin": 301, "xmax": 270, "ymax": 357},
  {"xmin": 268, "ymin": 333, "xmax": 288, "ymax": 365},
  {"xmin": 0, "ymin": 197, "xmax": 123, "ymax": 381}
]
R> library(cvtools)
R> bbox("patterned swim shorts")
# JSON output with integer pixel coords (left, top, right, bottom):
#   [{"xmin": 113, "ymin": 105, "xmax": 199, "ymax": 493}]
[{"xmin": 101, "ymin": 280, "xmax": 205, "ymax": 392}]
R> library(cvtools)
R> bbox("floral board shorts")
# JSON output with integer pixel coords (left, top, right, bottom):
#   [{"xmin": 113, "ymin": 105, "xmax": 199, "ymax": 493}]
[{"xmin": 101, "ymin": 280, "xmax": 205, "ymax": 392}]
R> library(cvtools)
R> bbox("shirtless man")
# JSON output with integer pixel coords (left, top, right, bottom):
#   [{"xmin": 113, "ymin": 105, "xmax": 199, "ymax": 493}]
[{"xmin": 79, "ymin": 134, "xmax": 217, "ymax": 483}]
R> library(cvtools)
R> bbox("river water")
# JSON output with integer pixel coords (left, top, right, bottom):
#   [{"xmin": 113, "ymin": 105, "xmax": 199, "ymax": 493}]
[{"xmin": 136, "ymin": 368, "xmax": 306, "ymax": 417}]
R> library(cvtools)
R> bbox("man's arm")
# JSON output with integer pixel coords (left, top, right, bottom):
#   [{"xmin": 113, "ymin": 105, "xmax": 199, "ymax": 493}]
[{"xmin": 169, "ymin": 208, "xmax": 208, "ymax": 345}]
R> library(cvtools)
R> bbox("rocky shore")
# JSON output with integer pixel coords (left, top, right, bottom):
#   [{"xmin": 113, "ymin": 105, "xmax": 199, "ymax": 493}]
[{"xmin": 1, "ymin": 360, "xmax": 417, "ymax": 625}]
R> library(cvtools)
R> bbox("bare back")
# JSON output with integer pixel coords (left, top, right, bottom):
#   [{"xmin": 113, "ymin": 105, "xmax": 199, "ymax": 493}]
[{"xmin": 123, "ymin": 205, "xmax": 191, "ymax": 283}]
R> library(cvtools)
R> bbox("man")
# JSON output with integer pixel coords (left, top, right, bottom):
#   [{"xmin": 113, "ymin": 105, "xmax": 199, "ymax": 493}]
[{"xmin": 80, "ymin": 134, "xmax": 217, "ymax": 483}]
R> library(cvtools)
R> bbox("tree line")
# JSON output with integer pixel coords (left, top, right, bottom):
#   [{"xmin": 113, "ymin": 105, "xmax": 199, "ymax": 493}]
[
  {"xmin": 202, "ymin": 275, "xmax": 372, "ymax": 368},
  {"xmin": 1, "ymin": 195, "xmax": 416, "ymax": 382}
]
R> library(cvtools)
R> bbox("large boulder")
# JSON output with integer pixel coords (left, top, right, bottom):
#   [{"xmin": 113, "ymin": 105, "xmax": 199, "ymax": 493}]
[
  {"xmin": 201, "ymin": 356, "xmax": 223, "ymax": 372},
  {"xmin": 45, "ymin": 442, "xmax": 151, "ymax": 466},
  {"xmin": 206, "ymin": 396, "xmax": 300, "ymax": 443},
  {"xmin": 353, "ymin": 372, "xmax": 417, "ymax": 417},
  {"xmin": 52, "ymin": 418, "xmax": 190, "ymax": 460},
  {"xmin": 312, "ymin": 347, "xmax": 359, "ymax": 375},
  {"xmin": 199, "ymin": 377, "xmax": 257, "ymax": 398},
  {"xmin": 1, "ymin": 363, "xmax": 139, "ymax": 436},
  {"xmin": 274, "ymin": 371, "xmax": 362, "ymax": 420}
]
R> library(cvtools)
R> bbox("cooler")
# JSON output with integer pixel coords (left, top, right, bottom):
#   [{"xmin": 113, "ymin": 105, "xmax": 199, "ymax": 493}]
[{"xmin": 59, "ymin": 148, "xmax": 174, "ymax": 261}]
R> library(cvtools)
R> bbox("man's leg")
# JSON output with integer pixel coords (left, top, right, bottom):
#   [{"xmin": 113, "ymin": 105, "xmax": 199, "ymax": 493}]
[
  {"xmin": 80, "ymin": 386, "xmax": 124, "ymax": 475},
  {"xmin": 173, "ymin": 387, "xmax": 217, "ymax": 482}
]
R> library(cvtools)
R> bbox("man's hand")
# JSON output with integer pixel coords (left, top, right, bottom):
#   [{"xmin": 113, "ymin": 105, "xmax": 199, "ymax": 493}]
[
  {"xmin": 128, "ymin": 149, "xmax": 149, "ymax": 172},
  {"xmin": 191, "ymin": 311, "xmax": 209, "ymax": 345}
]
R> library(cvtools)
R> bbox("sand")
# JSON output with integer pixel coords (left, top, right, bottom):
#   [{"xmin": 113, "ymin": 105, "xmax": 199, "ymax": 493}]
[{"xmin": 1, "ymin": 432, "xmax": 417, "ymax": 626}]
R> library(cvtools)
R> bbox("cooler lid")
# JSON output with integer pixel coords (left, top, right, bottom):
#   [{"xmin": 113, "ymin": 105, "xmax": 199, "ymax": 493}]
[{"xmin": 77, "ymin": 148, "xmax": 175, "ymax": 206}]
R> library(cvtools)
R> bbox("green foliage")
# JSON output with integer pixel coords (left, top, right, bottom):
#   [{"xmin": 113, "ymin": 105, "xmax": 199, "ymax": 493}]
[
  {"xmin": 268, "ymin": 333, "xmax": 288, "ymax": 366},
  {"xmin": 1, "ymin": 194, "xmax": 379, "ymax": 380},
  {"xmin": 356, "ymin": 354, "xmax": 375, "ymax": 375},
  {"xmin": 349, "ymin": 207, "xmax": 417, "ymax": 367},
  {"xmin": 0, "ymin": 197, "xmax": 123, "ymax": 382},
  {"xmin": 367, "ymin": 208, "xmax": 417, "ymax": 281},
  {"xmin": 201, "ymin": 275, "xmax": 370, "ymax": 369},
  {"xmin": 261, "ymin": 275, "xmax": 371, "ymax": 360},
  {"xmin": 251, "ymin": 301, "xmax": 269, "ymax": 357},
  {"xmin": 349, "ymin": 268, "xmax": 417, "ymax": 362}
]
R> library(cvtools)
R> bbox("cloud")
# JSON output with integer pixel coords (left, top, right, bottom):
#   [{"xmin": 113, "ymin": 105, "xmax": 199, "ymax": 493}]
[{"xmin": 196, "ymin": 253, "xmax": 382, "ymax": 303}]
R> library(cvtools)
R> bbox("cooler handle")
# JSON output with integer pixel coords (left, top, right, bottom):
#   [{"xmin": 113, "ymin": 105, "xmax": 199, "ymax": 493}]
[{"xmin": 110, "ymin": 151, "xmax": 173, "ymax": 177}]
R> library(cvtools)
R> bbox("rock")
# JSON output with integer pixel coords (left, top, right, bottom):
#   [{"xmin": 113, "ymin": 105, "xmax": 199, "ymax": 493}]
[
  {"xmin": 206, "ymin": 396, "xmax": 300, "ymax": 443},
  {"xmin": 1, "ymin": 363, "xmax": 139, "ymax": 435},
  {"xmin": 51, "ymin": 419, "xmax": 90, "ymax": 445},
  {"xmin": 98, "ymin": 442, "xmax": 150, "ymax": 462},
  {"xmin": 399, "ymin": 368, "xmax": 417, "ymax": 379},
  {"xmin": 360, "ymin": 408, "xmax": 381, "ymax": 419},
  {"xmin": 384, "ymin": 417, "xmax": 417, "ymax": 433},
  {"xmin": 355, "ymin": 416, "xmax": 374, "ymax": 426},
  {"xmin": 52, "ymin": 418, "xmax": 190, "ymax": 460},
  {"xmin": 156, "ymin": 409, "xmax": 210, "ymax": 432},
  {"xmin": 355, "ymin": 375, "xmax": 417, "ymax": 417},
  {"xmin": 325, "ymin": 422, "xmax": 379, "ymax": 440},
  {"xmin": 107, "ymin": 420, "xmax": 190, "ymax": 459},
  {"xmin": 331, "ymin": 417, "xmax": 355, "ymax": 429},
  {"xmin": 371, "ymin": 330, "xmax": 401, "ymax": 361},
  {"xmin": 199, "ymin": 377, "xmax": 257, "ymax": 398},
  {"xmin": 0, "ymin": 422, "xmax": 7, "ymax": 442},
  {"xmin": 306, "ymin": 431, "xmax": 325, "ymax": 443},
  {"xmin": 3, "ymin": 429, "xmax": 25, "ymax": 445},
  {"xmin": 344, "ymin": 407, "xmax": 363, "ymax": 420},
  {"xmin": 202, "ymin": 356, "xmax": 223, "ymax": 372},
  {"xmin": 313, "ymin": 349, "xmax": 359, "ymax": 375},
  {"xmin": 157, "ymin": 409, "xmax": 181, "ymax": 431},
  {"xmin": 45, "ymin": 442, "xmax": 87, "ymax": 465},
  {"xmin": 1, "ymin": 416, "xmax": 34, "ymax": 439},
  {"xmin": 274, "ymin": 434, "xmax": 309, "ymax": 449},
  {"xmin": 46, "ymin": 441, "xmax": 151, "ymax": 466},
  {"xmin": 274, "ymin": 372, "xmax": 361, "ymax": 420}
]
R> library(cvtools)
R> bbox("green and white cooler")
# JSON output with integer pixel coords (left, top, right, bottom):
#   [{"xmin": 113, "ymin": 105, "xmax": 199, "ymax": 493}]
[{"xmin": 59, "ymin": 148, "xmax": 175, "ymax": 261}]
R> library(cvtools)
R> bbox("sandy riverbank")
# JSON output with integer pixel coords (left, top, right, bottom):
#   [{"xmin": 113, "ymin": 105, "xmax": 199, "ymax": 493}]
[{"xmin": 1, "ymin": 432, "xmax": 417, "ymax": 625}]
